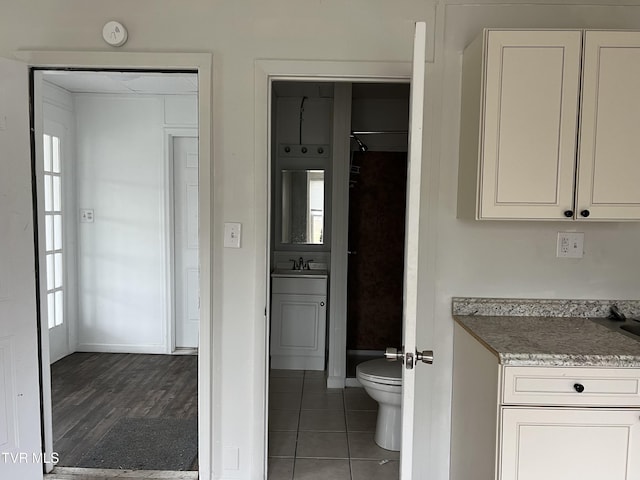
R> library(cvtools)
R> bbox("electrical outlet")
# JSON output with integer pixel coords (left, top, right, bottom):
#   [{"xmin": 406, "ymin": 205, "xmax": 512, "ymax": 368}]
[
  {"xmin": 80, "ymin": 209, "xmax": 94, "ymax": 223},
  {"xmin": 557, "ymin": 232, "xmax": 584, "ymax": 258}
]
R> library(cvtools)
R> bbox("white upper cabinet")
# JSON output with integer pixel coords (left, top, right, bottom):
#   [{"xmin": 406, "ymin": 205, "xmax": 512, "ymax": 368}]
[
  {"xmin": 458, "ymin": 29, "xmax": 640, "ymax": 221},
  {"xmin": 577, "ymin": 31, "xmax": 640, "ymax": 220}
]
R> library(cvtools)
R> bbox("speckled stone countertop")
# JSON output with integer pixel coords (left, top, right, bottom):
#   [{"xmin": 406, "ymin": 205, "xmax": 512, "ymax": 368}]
[{"xmin": 452, "ymin": 298, "xmax": 640, "ymax": 368}]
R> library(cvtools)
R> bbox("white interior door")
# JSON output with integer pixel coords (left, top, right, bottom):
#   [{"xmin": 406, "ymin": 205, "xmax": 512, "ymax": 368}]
[
  {"xmin": 173, "ymin": 135, "xmax": 200, "ymax": 349},
  {"xmin": 0, "ymin": 58, "xmax": 44, "ymax": 478},
  {"xmin": 399, "ymin": 21, "xmax": 428, "ymax": 480}
]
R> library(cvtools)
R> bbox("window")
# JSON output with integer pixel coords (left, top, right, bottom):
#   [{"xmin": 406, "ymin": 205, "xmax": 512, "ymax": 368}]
[{"xmin": 43, "ymin": 134, "xmax": 64, "ymax": 329}]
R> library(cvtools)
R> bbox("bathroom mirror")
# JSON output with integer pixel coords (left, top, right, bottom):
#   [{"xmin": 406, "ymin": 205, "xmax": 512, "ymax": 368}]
[{"xmin": 281, "ymin": 169, "xmax": 325, "ymax": 244}]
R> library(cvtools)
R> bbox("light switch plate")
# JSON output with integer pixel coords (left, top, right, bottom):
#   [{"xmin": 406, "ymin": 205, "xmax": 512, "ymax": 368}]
[
  {"xmin": 224, "ymin": 222, "xmax": 241, "ymax": 248},
  {"xmin": 557, "ymin": 232, "xmax": 584, "ymax": 258}
]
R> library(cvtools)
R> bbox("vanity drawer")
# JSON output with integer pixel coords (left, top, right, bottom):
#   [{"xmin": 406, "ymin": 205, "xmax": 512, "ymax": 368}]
[
  {"xmin": 272, "ymin": 277, "xmax": 327, "ymax": 295},
  {"xmin": 502, "ymin": 366, "xmax": 640, "ymax": 407}
]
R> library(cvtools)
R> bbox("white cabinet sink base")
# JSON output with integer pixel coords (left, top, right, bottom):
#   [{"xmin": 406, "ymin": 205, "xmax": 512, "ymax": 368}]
[{"xmin": 270, "ymin": 274, "xmax": 327, "ymax": 371}]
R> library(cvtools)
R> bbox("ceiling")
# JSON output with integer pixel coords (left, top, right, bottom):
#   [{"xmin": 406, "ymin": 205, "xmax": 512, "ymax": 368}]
[{"xmin": 42, "ymin": 71, "xmax": 198, "ymax": 95}]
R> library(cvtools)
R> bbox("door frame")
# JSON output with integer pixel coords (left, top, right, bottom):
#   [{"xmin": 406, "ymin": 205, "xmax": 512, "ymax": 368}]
[
  {"xmin": 255, "ymin": 60, "xmax": 414, "ymax": 478},
  {"xmin": 165, "ymin": 128, "xmax": 199, "ymax": 353},
  {"xmin": 18, "ymin": 50, "xmax": 214, "ymax": 480}
]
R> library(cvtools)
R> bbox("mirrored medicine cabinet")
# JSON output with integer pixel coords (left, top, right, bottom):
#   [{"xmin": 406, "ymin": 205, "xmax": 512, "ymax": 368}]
[{"xmin": 274, "ymin": 144, "xmax": 331, "ymax": 249}]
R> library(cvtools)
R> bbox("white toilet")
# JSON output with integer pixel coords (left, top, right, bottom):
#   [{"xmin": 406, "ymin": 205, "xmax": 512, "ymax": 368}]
[{"xmin": 356, "ymin": 358, "xmax": 402, "ymax": 451}]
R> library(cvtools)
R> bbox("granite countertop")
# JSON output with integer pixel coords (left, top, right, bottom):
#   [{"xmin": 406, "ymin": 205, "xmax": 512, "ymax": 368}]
[{"xmin": 452, "ymin": 298, "xmax": 640, "ymax": 368}]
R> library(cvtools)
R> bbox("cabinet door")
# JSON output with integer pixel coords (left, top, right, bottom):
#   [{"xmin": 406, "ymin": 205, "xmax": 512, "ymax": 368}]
[
  {"xmin": 500, "ymin": 407, "xmax": 640, "ymax": 480},
  {"xmin": 479, "ymin": 30, "xmax": 582, "ymax": 219},
  {"xmin": 270, "ymin": 294, "xmax": 326, "ymax": 370},
  {"xmin": 577, "ymin": 31, "xmax": 640, "ymax": 220}
]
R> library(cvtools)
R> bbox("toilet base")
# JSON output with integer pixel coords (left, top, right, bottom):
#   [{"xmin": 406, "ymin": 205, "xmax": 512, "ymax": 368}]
[{"xmin": 374, "ymin": 402, "xmax": 401, "ymax": 451}]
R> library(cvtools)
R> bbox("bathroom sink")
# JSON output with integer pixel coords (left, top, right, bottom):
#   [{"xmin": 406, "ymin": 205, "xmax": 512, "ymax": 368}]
[
  {"xmin": 589, "ymin": 317, "xmax": 640, "ymax": 342},
  {"xmin": 271, "ymin": 269, "xmax": 328, "ymax": 278},
  {"xmin": 620, "ymin": 322, "xmax": 640, "ymax": 338}
]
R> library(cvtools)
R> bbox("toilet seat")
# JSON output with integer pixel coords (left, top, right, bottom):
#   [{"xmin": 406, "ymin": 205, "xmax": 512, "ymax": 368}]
[{"xmin": 356, "ymin": 358, "xmax": 402, "ymax": 386}]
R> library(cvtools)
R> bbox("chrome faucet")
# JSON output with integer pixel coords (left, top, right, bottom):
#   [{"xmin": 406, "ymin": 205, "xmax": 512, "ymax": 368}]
[{"xmin": 288, "ymin": 257, "xmax": 314, "ymax": 270}]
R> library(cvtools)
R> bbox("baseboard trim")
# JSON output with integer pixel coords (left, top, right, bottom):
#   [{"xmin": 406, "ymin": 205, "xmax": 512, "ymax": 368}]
[
  {"xmin": 327, "ymin": 375, "xmax": 345, "ymax": 389},
  {"xmin": 76, "ymin": 343, "xmax": 166, "ymax": 355},
  {"xmin": 345, "ymin": 377, "xmax": 363, "ymax": 388}
]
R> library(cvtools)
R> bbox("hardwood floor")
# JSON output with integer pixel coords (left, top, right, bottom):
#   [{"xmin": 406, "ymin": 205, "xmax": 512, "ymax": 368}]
[{"xmin": 51, "ymin": 352, "xmax": 198, "ymax": 470}]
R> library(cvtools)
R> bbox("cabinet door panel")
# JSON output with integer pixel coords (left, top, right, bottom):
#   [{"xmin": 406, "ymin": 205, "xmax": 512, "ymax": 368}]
[
  {"xmin": 480, "ymin": 30, "xmax": 581, "ymax": 219},
  {"xmin": 270, "ymin": 294, "xmax": 326, "ymax": 370},
  {"xmin": 577, "ymin": 31, "xmax": 640, "ymax": 219},
  {"xmin": 500, "ymin": 408, "xmax": 640, "ymax": 480}
]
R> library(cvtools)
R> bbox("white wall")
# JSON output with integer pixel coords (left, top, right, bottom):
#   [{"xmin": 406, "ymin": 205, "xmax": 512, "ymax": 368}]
[
  {"xmin": 74, "ymin": 94, "xmax": 165, "ymax": 351},
  {"xmin": 74, "ymin": 93, "xmax": 197, "ymax": 353},
  {"xmin": 426, "ymin": 5, "xmax": 640, "ymax": 480},
  {"xmin": 351, "ymin": 96, "xmax": 410, "ymax": 151},
  {"xmin": 2, "ymin": 2, "xmax": 640, "ymax": 480}
]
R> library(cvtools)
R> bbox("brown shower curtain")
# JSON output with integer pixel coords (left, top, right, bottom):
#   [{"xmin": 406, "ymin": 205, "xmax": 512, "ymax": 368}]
[{"xmin": 346, "ymin": 151, "xmax": 407, "ymax": 351}]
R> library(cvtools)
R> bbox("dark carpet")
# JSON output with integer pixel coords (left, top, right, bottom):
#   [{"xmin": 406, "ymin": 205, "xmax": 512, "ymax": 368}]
[{"xmin": 77, "ymin": 417, "xmax": 198, "ymax": 471}]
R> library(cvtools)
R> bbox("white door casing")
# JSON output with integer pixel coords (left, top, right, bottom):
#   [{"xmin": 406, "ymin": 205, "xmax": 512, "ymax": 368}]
[
  {"xmin": 0, "ymin": 57, "xmax": 44, "ymax": 479},
  {"xmin": 11, "ymin": 51, "xmax": 214, "ymax": 480},
  {"xmin": 173, "ymin": 136, "xmax": 200, "ymax": 349}
]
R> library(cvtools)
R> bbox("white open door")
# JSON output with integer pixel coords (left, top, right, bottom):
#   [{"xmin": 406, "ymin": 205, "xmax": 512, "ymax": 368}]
[
  {"xmin": 398, "ymin": 22, "xmax": 430, "ymax": 480},
  {"xmin": 0, "ymin": 58, "xmax": 45, "ymax": 479}
]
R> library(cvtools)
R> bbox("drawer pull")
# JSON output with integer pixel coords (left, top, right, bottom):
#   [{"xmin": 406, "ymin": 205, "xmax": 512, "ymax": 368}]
[{"xmin": 574, "ymin": 383, "xmax": 585, "ymax": 393}]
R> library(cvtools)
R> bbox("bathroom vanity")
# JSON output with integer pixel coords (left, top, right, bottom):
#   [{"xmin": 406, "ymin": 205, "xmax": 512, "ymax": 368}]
[
  {"xmin": 270, "ymin": 270, "xmax": 328, "ymax": 370},
  {"xmin": 450, "ymin": 298, "xmax": 640, "ymax": 480}
]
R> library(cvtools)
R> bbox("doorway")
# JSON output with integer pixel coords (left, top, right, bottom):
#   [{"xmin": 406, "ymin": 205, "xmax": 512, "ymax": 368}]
[
  {"xmin": 266, "ymin": 80, "xmax": 410, "ymax": 480},
  {"xmin": 32, "ymin": 67, "xmax": 204, "ymax": 476}
]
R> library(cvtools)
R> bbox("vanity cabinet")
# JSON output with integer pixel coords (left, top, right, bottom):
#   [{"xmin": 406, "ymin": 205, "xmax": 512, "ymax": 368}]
[
  {"xmin": 458, "ymin": 29, "xmax": 640, "ymax": 221},
  {"xmin": 270, "ymin": 274, "xmax": 327, "ymax": 370},
  {"xmin": 450, "ymin": 324, "xmax": 640, "ymax": 480}
]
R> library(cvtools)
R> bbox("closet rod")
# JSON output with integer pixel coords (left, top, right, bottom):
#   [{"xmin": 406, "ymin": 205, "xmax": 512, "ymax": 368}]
[{"xmin": 351, "ymin": 130, "xmax": 408, "ymax": 135}]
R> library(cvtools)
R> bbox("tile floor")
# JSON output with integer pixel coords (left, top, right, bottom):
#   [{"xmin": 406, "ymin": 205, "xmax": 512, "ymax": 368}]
[{"xmin": 268, "ymin": 369, "xmax": 400, "ymax": 480}]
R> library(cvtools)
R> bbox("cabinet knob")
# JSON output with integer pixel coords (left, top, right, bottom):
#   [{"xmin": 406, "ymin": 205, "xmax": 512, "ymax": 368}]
[
  {"xmin": 580, "ymin": 210, "xmax": 590, "ymax": 218},
  {"xmin": 320, "ymin": 301, "xmax": 325, "ymax": 307},
  {"xmin": 574, "ymin": 383, "xmax": 585, "ymax": 393},
  {"xmin": 564, "ymin": 210, "xmax": 573, "ymax": 218}
]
